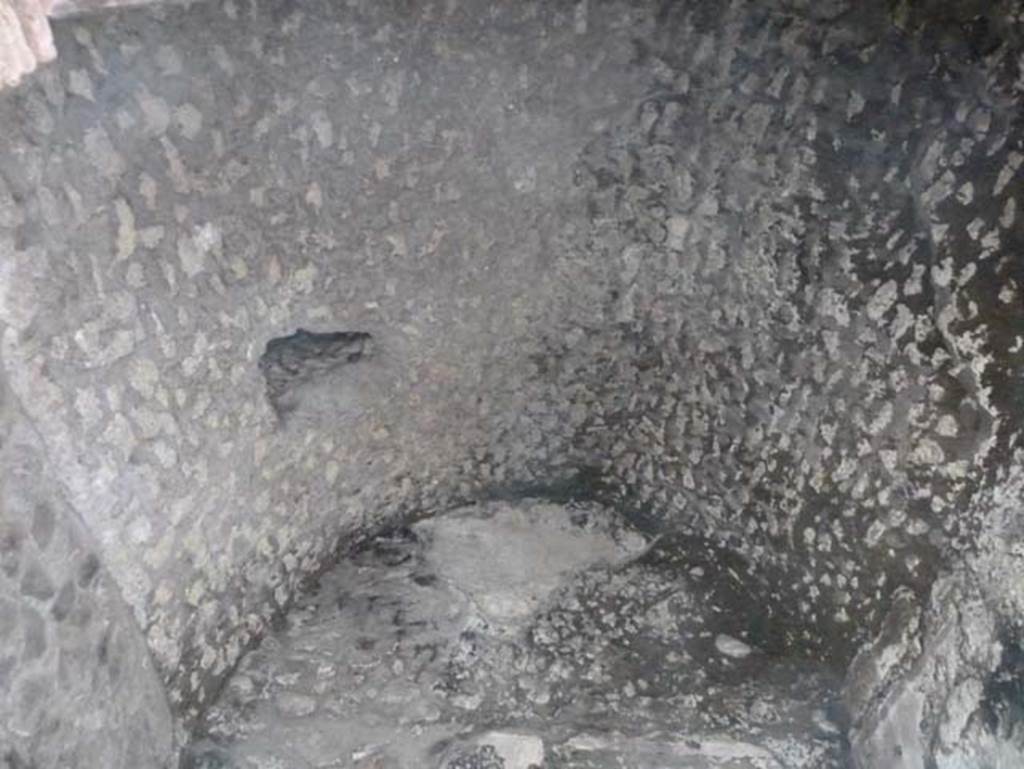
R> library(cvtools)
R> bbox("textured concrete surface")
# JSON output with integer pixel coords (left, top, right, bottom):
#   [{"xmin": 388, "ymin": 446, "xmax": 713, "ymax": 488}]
[
  {"xmin": 0, "ymin": 0, "xmax": 652, "ymax": 737},
  {"xmin": 0, "ymin": 0, "xmax": 1021, "ymax": 766},
  {"xmin": 187, "ymin": 500, "xmax": 846, "ymax": 768},
  {"xmin": 0, "ymin": 366, "xmax": 177, "ymax": 766}
]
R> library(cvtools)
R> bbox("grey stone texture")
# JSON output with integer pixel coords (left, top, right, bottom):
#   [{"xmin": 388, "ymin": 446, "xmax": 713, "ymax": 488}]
[
  {"xmin": 0, "ymin": 367, "xmax": 177, "ymax": 767},
  {"xmin": 0, "ymin": 0, "xmax": 654, "ymax": 734},
  {"xmin": 189, "ymin": 501, "xmax": 847, "ymax": 768},
  {"xmin": 0, "ymin": 0, "xmax": 1021, "ymax": 766}
]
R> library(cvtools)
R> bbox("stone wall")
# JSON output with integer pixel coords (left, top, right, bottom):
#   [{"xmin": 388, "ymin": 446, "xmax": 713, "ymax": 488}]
[
  {"xmin": 0, "ymin": 365, "xmax": 176, "ymax": 767},
  {"xmin": 559, "ymin": 0, "xmax": 1024, "ymax": 662},
  {"xmin": 0, "ymin": 0, "xmax": 651, "ymax": 736},
  {"xmin": 0, "ymin": 0, "xmax": 1021, "ymax": 765}
]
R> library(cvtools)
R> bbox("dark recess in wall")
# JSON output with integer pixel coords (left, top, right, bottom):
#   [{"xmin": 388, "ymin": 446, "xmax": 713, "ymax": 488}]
[
  {"xmin": 258, "ymin": 329, "xmax": 373, "ymax": 418},
  {"xmin": 981, "ymin": 628, "xmax": 1024, "ymax": 738}
]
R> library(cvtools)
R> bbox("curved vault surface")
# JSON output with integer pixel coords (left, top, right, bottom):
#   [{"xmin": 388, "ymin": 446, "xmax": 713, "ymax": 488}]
[{"xmin": 0, "ymin": 0, "xmax": 1022, "ymax": 767}]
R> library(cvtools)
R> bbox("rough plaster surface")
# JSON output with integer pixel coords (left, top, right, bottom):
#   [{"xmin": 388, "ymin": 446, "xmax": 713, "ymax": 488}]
[
  {"xmin": 0, "ymin": 367, "xmax": 176, "ymax": 766},
  {"xmin": 0, "ymin": 0, "xmax": 651, "ymax": 735},
  {"xmin": 0, "ymin": 0, "xmax": 1021, "ymax": 766},
  {"xmin": 189, "ymin": 501, "xmax": 846, "ymax": 768}
]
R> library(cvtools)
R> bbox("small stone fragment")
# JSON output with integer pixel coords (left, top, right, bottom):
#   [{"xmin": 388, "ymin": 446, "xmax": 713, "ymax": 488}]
[{"xmin": 714, "ymin": 634, "xmax": 753, "ymax": 659}]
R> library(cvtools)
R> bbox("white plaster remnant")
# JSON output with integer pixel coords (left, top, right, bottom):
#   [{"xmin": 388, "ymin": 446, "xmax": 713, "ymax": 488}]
[{"xmin": 476, "ymin": 732, "xmax": 545, "ymax": 769}]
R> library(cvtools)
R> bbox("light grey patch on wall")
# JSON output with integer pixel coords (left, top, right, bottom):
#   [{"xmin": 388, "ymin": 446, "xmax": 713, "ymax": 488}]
[{"xmin": 0, "ymin": 362, "xmax": 178, "ymax": 768}]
